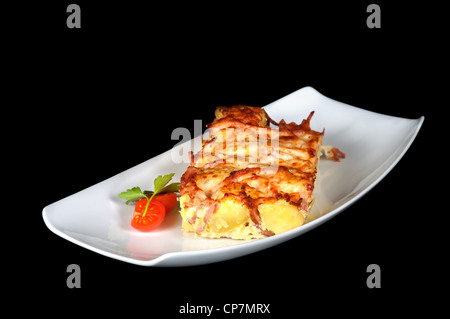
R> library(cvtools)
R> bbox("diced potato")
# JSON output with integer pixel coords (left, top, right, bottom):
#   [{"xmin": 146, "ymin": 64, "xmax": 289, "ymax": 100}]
[
  {"xmin": 208, "ymin": 198, "xmax": 250, "ymax": 233},
  {"xmin": 259, "ymin": 200, "xmax": 304, "ymax": 235}
]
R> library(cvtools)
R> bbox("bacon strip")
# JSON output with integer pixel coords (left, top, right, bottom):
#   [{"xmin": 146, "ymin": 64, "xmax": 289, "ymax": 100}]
[
  {"xmin": 238, "ymin": 185, "xmax": 275, "ymax": 237},
  {"xmin": 321, "ymin": 145, "xmax": 346, "ymax": 162},
  {"xmin": 194, "ymin": 200, "xmax": 219, "ymax": 235}
]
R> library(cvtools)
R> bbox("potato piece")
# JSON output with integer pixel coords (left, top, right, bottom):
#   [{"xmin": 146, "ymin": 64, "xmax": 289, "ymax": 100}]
[
  {"xmin": 207, "ymin": 198, "xmax": 250, "ymax": 233},
  {"xmin": 259, "ymin": 200, "xmax": 304, "ymax": 235}
]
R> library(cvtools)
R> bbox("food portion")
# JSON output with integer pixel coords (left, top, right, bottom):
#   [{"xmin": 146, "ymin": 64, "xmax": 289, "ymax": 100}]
[
  {"xmin": 179, "ymin": 105, "xmax": 344, "ymax": 239},
  {"xmin": 118, "ymin": 173, "xmax": 180, "ymax": 232}
]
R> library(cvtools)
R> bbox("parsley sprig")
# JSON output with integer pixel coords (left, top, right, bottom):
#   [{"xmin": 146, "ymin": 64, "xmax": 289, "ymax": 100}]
[{"xmin": 118, "ymin": 173, "xmax": 180, "ymax": 216}]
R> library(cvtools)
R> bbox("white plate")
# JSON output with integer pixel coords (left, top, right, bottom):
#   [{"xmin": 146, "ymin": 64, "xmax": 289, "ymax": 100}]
[{"xmin": 42, "ymin": 86, "xmax": 424, "ymax": 266}]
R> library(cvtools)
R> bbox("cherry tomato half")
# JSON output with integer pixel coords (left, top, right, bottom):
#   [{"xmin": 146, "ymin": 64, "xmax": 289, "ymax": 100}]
[
  {"xmin": 131, "ymin": 199, "xmax": 165, "ymax": 232},
  {"xmin": 152, "ymin": 192, "xmax": 178, "ymax": 212}
]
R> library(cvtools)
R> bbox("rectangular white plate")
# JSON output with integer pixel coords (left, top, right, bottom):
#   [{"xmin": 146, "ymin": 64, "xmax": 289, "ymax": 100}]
[{"xmin": 42, "ymin": 86, "xmax": 424, "ymax": 266}]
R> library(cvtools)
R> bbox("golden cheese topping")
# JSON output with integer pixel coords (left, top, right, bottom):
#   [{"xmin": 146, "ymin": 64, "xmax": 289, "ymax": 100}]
[{"xmin": 179, "ymin": 105, "xmax": 342, "ymax": 239}]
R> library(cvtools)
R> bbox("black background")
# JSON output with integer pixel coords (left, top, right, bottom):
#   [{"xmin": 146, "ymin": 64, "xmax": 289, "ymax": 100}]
[{"xmin": 7, "ymin": 1, "xmax": 442, "ymax": 317}]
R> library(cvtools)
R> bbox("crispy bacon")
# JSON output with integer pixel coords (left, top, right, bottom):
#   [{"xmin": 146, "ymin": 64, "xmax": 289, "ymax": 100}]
[
  {"xmin": 224, "ymin": 167, "xmax": 261, "ymax": 183},
  {"xmin": 245, "ymin": 196, "xmax": 275, "ymax": 237},
  {"xmin": 214, "ymin": 105, "xmax": 269, "ymax": 127},
  {"xmin": 321, "ymin": 145, "xmax": 346, "ymax": 162},
  {"xmin": 194, "ymin": 199, "xmax": 219, "ymax": 235},
  {"xmin": 263, "ymin": 109, "xmax": 279, "ymax": 126}
]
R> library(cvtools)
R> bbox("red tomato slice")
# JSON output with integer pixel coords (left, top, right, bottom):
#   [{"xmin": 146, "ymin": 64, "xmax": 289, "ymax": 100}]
[
  {"xmin": 152, "ymin": 193, "xmax": 178, "ymax": 212},
  {"xmin": 131, "ymin": 199, "xmax": 165, "ymax": 232},
  {"xmin": 134, "ymin": 198, "xmax": 148, "ymax": 213}
]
